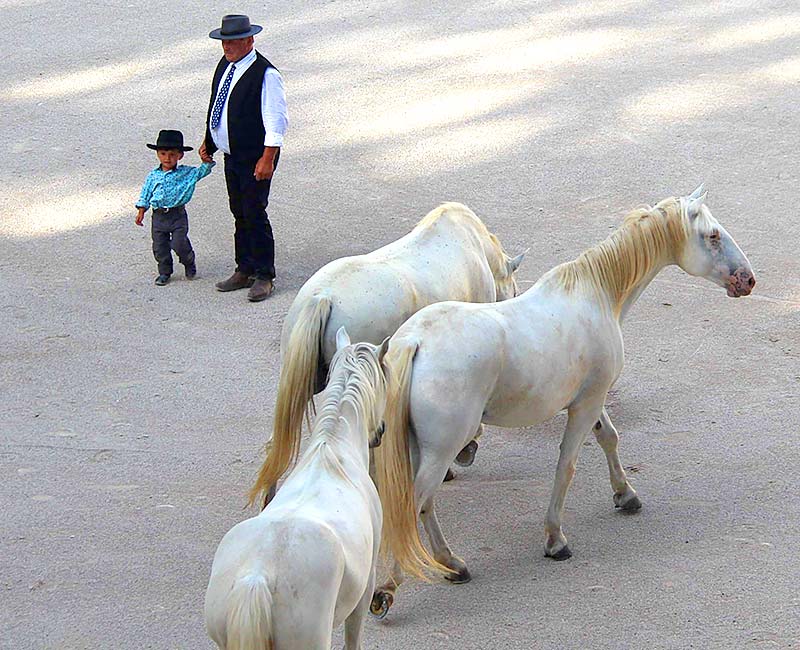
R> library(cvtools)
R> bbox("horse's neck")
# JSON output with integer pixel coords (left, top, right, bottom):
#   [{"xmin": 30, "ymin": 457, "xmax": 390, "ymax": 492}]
[
  {"xmin": 617, "ymin": 262, "xmax": 671, "ymax": 322},
  {"xmin": 583, "ymin": 211, "xmax": 683, "ymax": 321},
  {"xmin": 309, "ymin": 403, "xmax": 369, "ymax": 469}
]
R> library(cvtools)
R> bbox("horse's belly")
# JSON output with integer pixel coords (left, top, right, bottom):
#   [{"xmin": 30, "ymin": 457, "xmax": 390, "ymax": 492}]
[
  {"xmin": 483, "ymin": 368, "xmax": 583, "ymax": 428},
  {"xmin": 483, "ymin": 392, "xmax": 564, "ymax": 428}
]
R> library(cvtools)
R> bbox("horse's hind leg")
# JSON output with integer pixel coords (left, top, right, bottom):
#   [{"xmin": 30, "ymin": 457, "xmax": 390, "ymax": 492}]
[
  {"xmin": 413, "ymin": 452, "xmax": 472, "ymax": 581},
  {"xmin": 454, "ymin": 424, "xmax": 483, "ymax": 467},
  {"xmin": 448, "ymin": 423, "xmax": 484, "ymax": 480},
  {"xmin": 593, "ymin": 408, "xmax": 641, "ymax": 511},
  {"xmin": 374, "ymin": 456, "xmax": 471, "ymax": 614},
  {"xmin": 421, "ymin": 495, "xmax": 470, "ymax": 583},
  {"xmin": 274, "ymin": 608, "xmax": 334, "ymax": 650},
  {"xmin": 371, "ymin": 559, "xmax": 402, "ymax": 619},
  {"xmin": 369, "ymin": 452, "xmax": 404, "ymax": 620}
]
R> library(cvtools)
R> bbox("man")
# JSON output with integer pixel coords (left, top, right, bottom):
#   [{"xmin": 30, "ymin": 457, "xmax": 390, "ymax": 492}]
[{"xmin": 200, "ymin": 14, "xmax": 288, "ymax": 302}]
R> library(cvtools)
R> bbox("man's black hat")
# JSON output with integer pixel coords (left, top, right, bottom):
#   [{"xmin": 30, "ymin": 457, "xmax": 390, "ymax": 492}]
[
  {"xmin": 146, "ymin": 130, "xmax": 193, "ymax": 152},
  {"xmin": 209, "ymin": 14, "xmax": 263, "ymax": 40}
]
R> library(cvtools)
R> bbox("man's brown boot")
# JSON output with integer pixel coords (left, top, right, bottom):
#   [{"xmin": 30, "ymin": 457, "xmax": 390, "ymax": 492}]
[
  {"xmin": 215, "ymin": 271, "xmax": 254, "ymax": 292},
  {"xmin": 247, "ymin": 278, "xmax": 274, "ymax": 302}
]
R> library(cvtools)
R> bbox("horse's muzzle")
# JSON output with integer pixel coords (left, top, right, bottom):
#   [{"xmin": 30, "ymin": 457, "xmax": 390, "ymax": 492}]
[{"xmin": 728, "ymin": 267, "xmax": 755, "ymax": 297}]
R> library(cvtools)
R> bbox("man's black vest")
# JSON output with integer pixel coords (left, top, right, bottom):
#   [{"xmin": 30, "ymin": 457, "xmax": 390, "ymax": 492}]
[{"xmin": 205, "ymin": 52, "xmax": 276, "ymax": 161}]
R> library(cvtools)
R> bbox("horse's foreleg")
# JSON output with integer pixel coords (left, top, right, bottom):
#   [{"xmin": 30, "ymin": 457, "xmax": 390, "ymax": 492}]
[
  {"xmin": 593, "ymin": 408, "xmax": 642, "ymax": 511},
  {"xmin": 345, "ymin": 565, "xmax": 376, "ymax": 649},
  {"xmin": 544, "ymin": 396, "xmax": 605, "ymax": 560},
  {"xmin": 421, "ymin": 496, "xmax": 471, "ymax": 583}
]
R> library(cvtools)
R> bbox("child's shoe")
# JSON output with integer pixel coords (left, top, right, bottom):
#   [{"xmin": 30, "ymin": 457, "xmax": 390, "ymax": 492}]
[
  {"xmin": 185, "ymin": 264, "xmax": 197, "ymax": 279},
  {"xmin": 155, "ymin": 274, "xmax": 171, "ymax": 286}
]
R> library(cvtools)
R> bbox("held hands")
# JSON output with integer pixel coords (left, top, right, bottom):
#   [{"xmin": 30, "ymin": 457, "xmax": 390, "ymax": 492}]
[{"xmin": 199, "ymin": 142, "xmax": 214, "ymax": 164}]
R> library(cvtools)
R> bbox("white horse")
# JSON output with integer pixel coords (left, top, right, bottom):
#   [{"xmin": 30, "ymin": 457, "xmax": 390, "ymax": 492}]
[
  {"xmin": 248, "ymin": 202, "xmax": 524, "ymax": 507},
  {"xmin": 372, "ymin": 187, "xmax": 756, "ymax": 616},
  {"xmin": 205, "ymin": 329, "xmax": 391, "ymax": 650}
]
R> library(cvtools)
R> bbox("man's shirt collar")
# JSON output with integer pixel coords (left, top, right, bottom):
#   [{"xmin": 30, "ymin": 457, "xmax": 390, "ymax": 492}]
[{"xmin": 230, "ymin": 48, "xmax": 256, "ymax": 68}]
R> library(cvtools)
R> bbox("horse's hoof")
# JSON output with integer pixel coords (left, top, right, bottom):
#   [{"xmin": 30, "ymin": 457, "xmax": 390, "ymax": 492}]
[
  {"xmin": 454, "ymin": 440, "xmax": 478, "ymax": 467},
  {"xmin": 614, "ymin": 493, "xmax": 643, "ymax": 512},
  {"xmin": 443, "ymin": 468, "xmax": 456, "ymax": 482},
  {"xmin": 444, "ymin": 565, "xmax": 472, "ymax": 584},
  {"xmin": 369, "ymin": 591, "xmax": 393, "ymax": 620},
  {"xmin": 545, "ymin": 545, "xmax": 572, "ymax": 561}
]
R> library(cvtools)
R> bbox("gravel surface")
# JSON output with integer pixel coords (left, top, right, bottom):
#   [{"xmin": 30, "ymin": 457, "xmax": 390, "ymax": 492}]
[{"xmin": 2, "ymin": 1, "xmax": 799, "ymax": 648}]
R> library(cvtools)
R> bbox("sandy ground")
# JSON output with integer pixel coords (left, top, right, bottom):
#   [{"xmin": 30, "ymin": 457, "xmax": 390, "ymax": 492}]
[{"xmin": 2, "ymin": 1, "xmax": 799, "ymax": 648}]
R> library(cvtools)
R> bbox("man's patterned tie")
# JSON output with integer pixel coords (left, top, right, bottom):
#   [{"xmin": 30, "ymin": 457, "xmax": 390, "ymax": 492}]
[{"xmin": 210, "ymin": 64, "xmax": 236, "ymax": 130}]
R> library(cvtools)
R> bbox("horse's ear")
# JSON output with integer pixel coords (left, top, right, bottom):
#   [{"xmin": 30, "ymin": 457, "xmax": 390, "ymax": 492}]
[
  {"xmin": 336, "ymin": 326, "xmax": 351, "ymax": 351},
  {"xmin": 377, "ymin": 337, "xmax": 390, "ymax": 364},
  {"xmin": 689, "ymin": 183, "xmax": 706, "ymax": 200},
  {"xmin": 687, "ymin": 192, "xmax": 707, "ymax": 220},
  {"xmin": 508, "ymin": 249, "xmax": 527, "ymax": 273}
]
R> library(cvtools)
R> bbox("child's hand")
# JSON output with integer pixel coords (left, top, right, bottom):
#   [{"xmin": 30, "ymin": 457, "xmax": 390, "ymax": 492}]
[{"xmin": 135, "ymin": 213, "xmax": 144, "ymax": 226}]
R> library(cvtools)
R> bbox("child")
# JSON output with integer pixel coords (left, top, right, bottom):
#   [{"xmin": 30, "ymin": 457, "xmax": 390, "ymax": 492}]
[{"xmin": 135, "ymin": 129, "xmax": 215, "ymax": 285}]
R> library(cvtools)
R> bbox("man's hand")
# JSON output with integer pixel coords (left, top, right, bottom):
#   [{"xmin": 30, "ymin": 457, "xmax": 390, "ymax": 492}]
[{"xmin": 254, "ymin": 147, "xmax": 278, "ymax": 181}]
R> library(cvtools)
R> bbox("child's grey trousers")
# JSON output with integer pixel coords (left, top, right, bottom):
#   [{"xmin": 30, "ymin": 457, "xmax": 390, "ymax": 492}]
[{"xmin": 151, "ymin": 206, "xmax": 195, "ymax": 276}]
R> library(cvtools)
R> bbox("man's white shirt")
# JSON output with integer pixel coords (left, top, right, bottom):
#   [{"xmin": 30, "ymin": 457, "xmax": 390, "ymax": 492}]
[{"xmin": 210, "ymin": 48, "xmax": 288, "ymax": 155}]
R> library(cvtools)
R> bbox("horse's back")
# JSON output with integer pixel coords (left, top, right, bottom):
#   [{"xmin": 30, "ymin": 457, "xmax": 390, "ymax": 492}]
[
  {"xmin": 271, "ymin": 451, "xmax": 380, "ymax": 608},
  {"xmin": 206, "ymin": 511, "xmax": 353, "ymax": 628},
  {"xmin": 284, "ymin": 221, "xmax": 495, "ymax": 365},
  {"xmin": 208, "ymin": 514, "xmax": 340, "ymax": 582},
  {"xmin": 278, "ymin": 516, "xmax": 373, "ymax": 628},
  {"xmin": 395, "ymin": 283, "xmax": 622, "ymax": 432}
]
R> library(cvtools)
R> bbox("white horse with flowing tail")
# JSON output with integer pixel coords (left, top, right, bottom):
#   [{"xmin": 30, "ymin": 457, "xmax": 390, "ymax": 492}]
[
  {"xmin": 371, "ymin": 187, "xmax": 755, "ymax": 617},
  {"xmin": 248, "ymin": 202, "xmax": 524, "ymax": 507},
  {"xmin": 205, "ymin": 329, "xmax": 397, "ymax": 649}
]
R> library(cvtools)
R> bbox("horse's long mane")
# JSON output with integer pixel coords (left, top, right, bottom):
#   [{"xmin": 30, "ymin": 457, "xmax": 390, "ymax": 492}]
[
  {"xmin": 554, "ymin": 198, "xmax": 689, "ymax": 314},
  {"xmin": 416, "ymin": 202, "xmax": 511, "ymax": 281},
  {"xmin": 304, "ymin": 344, "xmax": 386, "ymax": 472}
]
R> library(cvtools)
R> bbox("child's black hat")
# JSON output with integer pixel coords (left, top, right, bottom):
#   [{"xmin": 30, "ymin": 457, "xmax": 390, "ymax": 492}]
[{"xmin": 147, "ymin": 130, "xmax": 193, "ymax": 152}]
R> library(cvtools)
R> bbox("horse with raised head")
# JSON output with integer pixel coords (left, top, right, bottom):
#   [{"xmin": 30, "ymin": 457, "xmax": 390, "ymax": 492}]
[
  {"xmin": 205, "ymin": 329, "xmax": 395, "ymax": 650},
  {"xmin": 248, "ymin": 202, "xmax": 524, "ymax": 507},
  {"xmin": 371, "ymin": 187, "xmax": 755, "ymax": 617}
]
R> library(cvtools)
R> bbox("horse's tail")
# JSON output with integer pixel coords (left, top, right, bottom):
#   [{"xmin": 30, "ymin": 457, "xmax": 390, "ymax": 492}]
[
  {"xmin": 374, "ymin": 340, "xmax": 452, "ymax": 581},
  {"xmin": 248, "ymin": 294, "xmax": 332, "ymax": 507},
  {"xmin": 224, "ymin": 574, "xmax": 274, "ymax": 650}
]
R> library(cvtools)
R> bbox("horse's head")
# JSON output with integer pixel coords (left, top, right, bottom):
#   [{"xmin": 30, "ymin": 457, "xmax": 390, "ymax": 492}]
[
  {"xmin": 494, "ymin": 251, "xmax": 526, "ymax": 301},
  {"xmin": 676, "ymin": 185, "xmax": 755, "ymax": 298},
  {"xmin": 334, "ymin": 327, "xmax": 389, "ymax": 449}
]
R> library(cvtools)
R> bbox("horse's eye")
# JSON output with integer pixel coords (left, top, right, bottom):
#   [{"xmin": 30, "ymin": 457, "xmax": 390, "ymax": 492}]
[{"xmin": 709, "ymin": 230, "xmax": 720, "ymax": 240}]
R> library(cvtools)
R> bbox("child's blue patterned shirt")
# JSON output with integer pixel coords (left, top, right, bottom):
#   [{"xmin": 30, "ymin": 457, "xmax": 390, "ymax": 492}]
[{"xmin": 136, "ymin": 162, "xmax": 215, "ymax": 209}]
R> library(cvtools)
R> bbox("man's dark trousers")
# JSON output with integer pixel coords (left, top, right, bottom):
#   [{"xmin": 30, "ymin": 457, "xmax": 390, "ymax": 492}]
[
  {"xmin": 224, "ymin": 152, "xmax": 279, "ymax": 281},
  {"xmin": 151, "ymin": 206, "xmax": 195, "ymax": 276}
]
